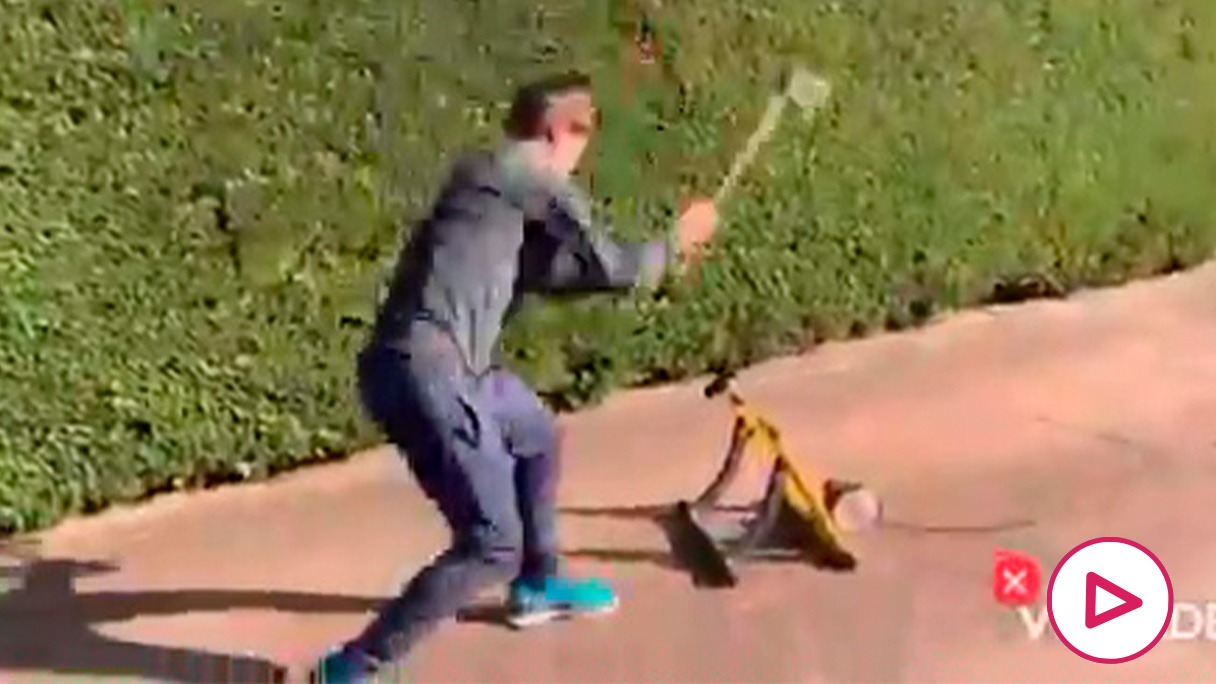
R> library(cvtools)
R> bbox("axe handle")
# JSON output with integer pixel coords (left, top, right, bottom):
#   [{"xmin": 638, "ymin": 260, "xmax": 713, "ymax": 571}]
[{"xmin": 713, "ymin": 92, "xmax": 790, "ymax": 206}]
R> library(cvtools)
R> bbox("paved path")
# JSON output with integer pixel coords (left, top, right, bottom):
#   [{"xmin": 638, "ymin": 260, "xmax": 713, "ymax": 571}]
[{"xmin": 4, "ymin": 264, "xmax": 1216, "ymax": 682}]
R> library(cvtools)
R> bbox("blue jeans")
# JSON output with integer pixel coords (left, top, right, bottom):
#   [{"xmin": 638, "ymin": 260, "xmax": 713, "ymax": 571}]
[{"xmin": 348, "ymin": 331, "xmax": 560, "ymax": 665}]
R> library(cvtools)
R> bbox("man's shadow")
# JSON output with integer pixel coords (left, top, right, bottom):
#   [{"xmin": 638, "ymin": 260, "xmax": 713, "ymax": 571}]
[{"xmin": 0, "ymin": 550, "xmax": 384, "ymax": 683}]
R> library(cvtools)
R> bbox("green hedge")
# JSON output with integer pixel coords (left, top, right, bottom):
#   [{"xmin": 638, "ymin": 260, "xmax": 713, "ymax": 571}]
[{"xmin": 2, "ymin": 0, "xmax": 1215, "ymax": 534}]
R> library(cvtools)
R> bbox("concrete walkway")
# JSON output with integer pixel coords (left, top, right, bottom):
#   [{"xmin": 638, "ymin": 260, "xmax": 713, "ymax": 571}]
[{"xmin": 4, "ymin": 263, "xmax": 1216, "ymax": 682}]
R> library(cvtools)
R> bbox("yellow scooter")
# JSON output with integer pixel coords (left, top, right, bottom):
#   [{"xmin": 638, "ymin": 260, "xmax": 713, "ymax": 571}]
[{"xmin": 669, "ymin": 370, "xmax": 872, "ymax": 587}]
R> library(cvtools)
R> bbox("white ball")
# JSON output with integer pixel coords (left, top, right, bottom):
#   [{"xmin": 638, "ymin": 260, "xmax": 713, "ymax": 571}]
[{"xmin": 830, "ymin": 486, "xmax": 883, "ymax": 532}]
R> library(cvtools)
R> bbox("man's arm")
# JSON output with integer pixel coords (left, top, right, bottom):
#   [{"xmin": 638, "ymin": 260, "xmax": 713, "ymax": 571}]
[{"xmin": 520, "ymin": 182, "xmax": 673, "ymax": 294}]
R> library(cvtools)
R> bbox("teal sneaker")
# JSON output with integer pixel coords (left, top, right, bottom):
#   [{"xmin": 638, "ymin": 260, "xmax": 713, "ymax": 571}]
[{"xmin": 506, "ymin": 575, "xmax": 620, "ymax": 629}]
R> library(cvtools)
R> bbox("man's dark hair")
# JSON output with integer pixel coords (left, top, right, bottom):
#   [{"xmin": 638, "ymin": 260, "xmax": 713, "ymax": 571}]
[{"xmin": 503, "ymin": 71, "xmax": 593, "ymax": 140}]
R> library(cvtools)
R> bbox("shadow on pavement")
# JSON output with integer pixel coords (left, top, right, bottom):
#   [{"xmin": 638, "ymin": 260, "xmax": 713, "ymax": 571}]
[
  {"xmin": 558, "ymin": 503, "xmax": 817, "ymax": 588},
  {"xmin": 559, "ymin": 503, "xmax": 754, "ymax": 520},
  {"xmin": 559, "ymin": 504, "xmax": 693, "ymax": 576},
  {"xmin": 0, "ymin": 552, "xmax": 385, "ymax": 683},
  {"xmin": 562, "ymin": 547, "xmax": 682, "ymax": 570},
  {"xmin": 559, "ymin": 504, "xmax": 671, "ymax": 521}
]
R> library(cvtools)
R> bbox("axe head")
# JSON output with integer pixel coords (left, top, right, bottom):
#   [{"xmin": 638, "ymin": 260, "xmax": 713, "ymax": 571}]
[{"xmin": 785, "ymin": 67, "xmax": 832, "ymax": 118}]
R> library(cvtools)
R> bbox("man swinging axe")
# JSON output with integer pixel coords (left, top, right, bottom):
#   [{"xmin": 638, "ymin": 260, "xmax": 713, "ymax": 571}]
[{"xmin": 311, "ymin": 71, "xmax": 718, "ymax": 682}]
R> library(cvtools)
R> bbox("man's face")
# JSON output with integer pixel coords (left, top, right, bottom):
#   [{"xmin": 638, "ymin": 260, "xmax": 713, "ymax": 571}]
[{"xmin": 545, "ymin": 90, "xmax": 596, "ymax": 178}]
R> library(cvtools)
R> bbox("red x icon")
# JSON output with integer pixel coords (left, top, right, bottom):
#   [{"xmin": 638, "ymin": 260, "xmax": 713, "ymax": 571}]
[{"xmin": 994, "ymin": 549, "xmax": 1042, "ymax": 607}]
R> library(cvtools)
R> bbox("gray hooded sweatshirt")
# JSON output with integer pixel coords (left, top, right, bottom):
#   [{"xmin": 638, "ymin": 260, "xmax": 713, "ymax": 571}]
[{"xmin": 367, "ymin": 141, "xmax": 672, "ymax": 376}]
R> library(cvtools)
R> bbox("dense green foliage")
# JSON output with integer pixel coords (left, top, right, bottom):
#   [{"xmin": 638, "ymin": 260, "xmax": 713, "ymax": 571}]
[{"xmin": 2, "ymin": 0, "xmax": 1215, "ymax": 533}]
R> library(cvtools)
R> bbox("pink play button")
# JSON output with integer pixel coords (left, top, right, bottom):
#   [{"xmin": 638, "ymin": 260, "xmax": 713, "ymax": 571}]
[
  {"xmin": 1047, "ymin": 537, "xmax": 1173, "ymax": 663},
  {"xmin": 1085, "ymin": 571, "xmax": 1143, "ymax": 628}
]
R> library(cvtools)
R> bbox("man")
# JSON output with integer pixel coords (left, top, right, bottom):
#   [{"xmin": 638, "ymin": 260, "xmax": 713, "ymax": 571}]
[{"xmin": 312, "ymin": 71, "xmax": 717, "ymax": 682}]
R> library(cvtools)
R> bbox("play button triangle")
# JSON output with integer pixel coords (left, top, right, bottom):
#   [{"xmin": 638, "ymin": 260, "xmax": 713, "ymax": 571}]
[{"xmin": 1086, "ymin": 571, "xmax": 1143, "ymax": 628}]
